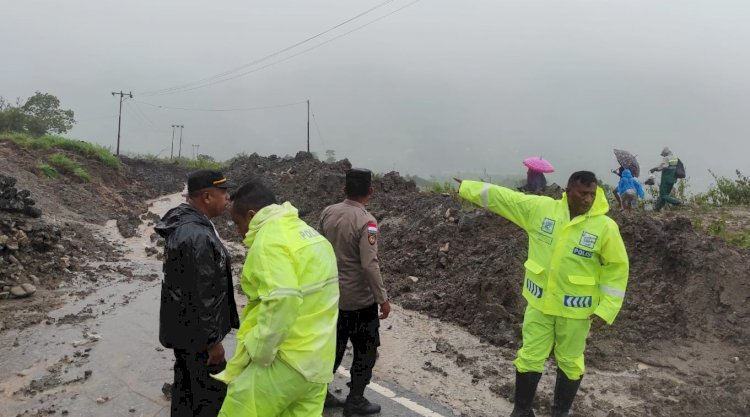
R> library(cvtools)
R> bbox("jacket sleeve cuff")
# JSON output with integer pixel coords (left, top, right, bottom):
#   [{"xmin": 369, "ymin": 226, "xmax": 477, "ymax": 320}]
[{"xmin": 593, "ymin": 309, "xmax": 617, "ymax": 325}]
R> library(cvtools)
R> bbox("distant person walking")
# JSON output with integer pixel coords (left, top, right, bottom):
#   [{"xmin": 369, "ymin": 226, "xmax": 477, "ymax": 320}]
[
  {"xmin": 649, "ymin": 147, "xmax": 681, "ymax": 211},
  {"xmin": 523, "ymin": 169, "xmax": 547, "ymax": 193},
  {"xmin": 456, "ymin": 171, "xmax": 629, "ymax": 417},
  {"xmin": 155, "ymin": 170, "xmax": 239, "ymax": 417},
  {"xmin": 319, "ymin": 168, "xmax": 390, "ymax": 416},
  {"xmin": 616, "ymin": 169, "xmax": 645, "ymax": 211}
]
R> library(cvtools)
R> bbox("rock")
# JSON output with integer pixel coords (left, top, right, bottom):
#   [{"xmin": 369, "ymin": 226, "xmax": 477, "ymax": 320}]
[
  {"xmin": 145, "ymin": 246, "xmax": 159, "ymax": 257},
  {"xmin": 59, "ymin": 256, "xmax": 71, "ymax": 268},
  {"xmin": 8, "ymin": 255, "xmax": 21, "ymax": 265},
  {"xmin": 14, "ymin": 230, "xmax": 27, "ymax": 241},
  {"xmin": 24, "ymin": 207, "xmax": 42, "ymax": 218},
  {"xmin": 0, "ymin": 235, "xmax": 8, "ymax": 247},
  {"xmin": 162, "ymin": 382, "xmax": 173, "ymax": 400},
  {"xmin": 439, "ymin": 242, "xmax": 450, "ymax": 253},
  {"xmin": 730, "ymin": 356, "xmax": 740, "ymax": 364},
  {"xmin": 53, "ymin": 244, "xmax": 65, "ymax": 252},
  {"xmin": 96, "ymin": 396, "xmax": 109, "ymax": 404},
  {"xmin": 444, "ymin": 209, "xmax": 452, "ymax": 219},
  {"xmin": 21, "ymin": 283, "xmax": 36, "ymax": 295},
  {"xmin": 30, "ymin": 275, "xmax": 40, "ymax": 285},
  {"xmin": 5, "ymin": 239, "xmax": 19, "ymax": 251},
  {"xmin": 409, "ymin": 276, "xmax": 420, "ymax": 283},
  {"xmin": 9, "ymin": 285, "xmax": 29, "ymax": 298}
]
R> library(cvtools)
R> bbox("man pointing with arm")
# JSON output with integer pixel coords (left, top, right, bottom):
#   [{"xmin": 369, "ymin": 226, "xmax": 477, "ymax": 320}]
[{"xmin": 456, "ymin": 171, "xmax": 629, "ymax": 417}]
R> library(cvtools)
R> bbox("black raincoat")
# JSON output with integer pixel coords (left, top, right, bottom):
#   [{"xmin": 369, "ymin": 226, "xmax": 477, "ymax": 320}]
[{"xmin": 155, "ymin": 203, "xmax": 239, "ymax": 351}]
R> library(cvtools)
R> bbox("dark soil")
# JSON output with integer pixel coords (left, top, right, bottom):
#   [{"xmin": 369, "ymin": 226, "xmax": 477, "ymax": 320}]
[{"xmin": 220, "ymin": 152, "xmax": 750, "ymax": 417}]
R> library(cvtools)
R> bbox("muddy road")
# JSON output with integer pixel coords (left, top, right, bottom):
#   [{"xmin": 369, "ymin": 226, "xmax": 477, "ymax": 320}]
[
  {"xmin": 0, "ymin": 158, "xmax": 750, "ymax": 417},
  {"xmin": 0, "ymin": 192, "xmax": 458, "ymax": 417}
]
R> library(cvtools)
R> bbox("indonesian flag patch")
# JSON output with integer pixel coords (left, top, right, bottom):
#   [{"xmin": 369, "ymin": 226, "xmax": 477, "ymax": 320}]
[{"xmin": 367, "ymin": 222, "xmax": 378, "ymax": 245}]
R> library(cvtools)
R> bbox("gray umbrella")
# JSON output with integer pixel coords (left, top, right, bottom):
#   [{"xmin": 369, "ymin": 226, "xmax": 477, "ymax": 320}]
[{"xmin": 613, "ymin": 149, "xmax": 640, "ymax": 177}]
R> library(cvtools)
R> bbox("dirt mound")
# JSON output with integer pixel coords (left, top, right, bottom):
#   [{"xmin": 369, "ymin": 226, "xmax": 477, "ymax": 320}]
[
  {"xmin": 0, "ymin": 141, "xmax": 189, "ymax": 238},
  {"xmin": 220, "ymin": 152, "xmax": 750, "ymax": 416},
  {"xmin": 222, "ymin": 153, "xmax": 749, "ymax": 349},
  {"xmin": 0, "ymin": 175, "xmax": 109, "ymax": 331}
]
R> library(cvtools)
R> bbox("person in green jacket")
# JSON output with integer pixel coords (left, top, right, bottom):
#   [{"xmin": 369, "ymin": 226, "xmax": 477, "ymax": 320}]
[
  {"xmin": 649, "ymin": 147, "xmax": 681, "ymax": 211},
  {"xmin": 214, "ymin": 179, "xmax": 340, "ymax": 417},
  {"xmin": 456, "ymin": 171, "xmax": 629, "ymax": 417}
]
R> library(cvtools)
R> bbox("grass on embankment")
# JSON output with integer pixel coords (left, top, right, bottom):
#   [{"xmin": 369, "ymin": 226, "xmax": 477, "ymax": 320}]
[{"xmin": 0, "ymin": 132, "xmax": 122, "ymax": 171}]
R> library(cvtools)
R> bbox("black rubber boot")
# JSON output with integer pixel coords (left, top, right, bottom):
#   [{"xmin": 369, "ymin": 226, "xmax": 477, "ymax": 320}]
[
  {"xmin": 324, "ymin": 390, "xmax": 344, "ymax": 408},
  {"xmin": 343, "ymin": 395, "xmax": 381, "ymax": 416},
  {"xmin": 550, "ymin": 368, "xmax": 582, "ymax": 417},
  {"xmin": 509, "ymin": 371, "xmax": 542, "ymax": 417}
]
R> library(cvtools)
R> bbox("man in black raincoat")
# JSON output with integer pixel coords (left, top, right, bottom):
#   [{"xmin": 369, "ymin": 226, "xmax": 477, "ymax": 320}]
[{"xmin": 155, "ymin": 169, "xmax": 240, "ymax": 417}]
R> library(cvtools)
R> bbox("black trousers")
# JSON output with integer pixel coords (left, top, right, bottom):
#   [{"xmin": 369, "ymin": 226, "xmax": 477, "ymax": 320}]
[
  {"xmin": 333, "ymin": 304, "xmax": 380, "ymax": 397},
  {"xmin": 171, "ymin": 349, "xmax": 227, "ymax": 417}
]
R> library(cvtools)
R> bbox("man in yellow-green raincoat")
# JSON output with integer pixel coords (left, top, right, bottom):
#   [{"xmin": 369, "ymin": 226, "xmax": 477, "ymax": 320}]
[
  {"xmin": 214, "ymin": 179, "xmax": 339, "ymax": 417},
  {"xmin": 457, "ymin": 171, "xmax": 629, "ymax": 417}
]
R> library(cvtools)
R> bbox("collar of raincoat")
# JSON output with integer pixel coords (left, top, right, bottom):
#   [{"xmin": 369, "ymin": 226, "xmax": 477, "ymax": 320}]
[
  {"xmin": 242, "ymin": 202, "xmax": 298, "ymax": 247},
  {"xmin": 561, "ymin": 186, "xmax": 610, "ymax": 219}
]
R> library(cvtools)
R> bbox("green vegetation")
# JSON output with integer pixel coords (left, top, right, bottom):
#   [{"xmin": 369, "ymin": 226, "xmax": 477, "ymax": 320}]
[
  {"xmin": 0, "ymin": 132, "xmax": 122, "ymax": 170},
  {"xmin": 37, "ymin": 162, "xmax": 59, "ymax": 179},
  {"xmin": 693, "ymin": 170, "xmax": 750, "ymax": 207},
  {"xmin": 172, "ymin": 156, "xmax": 225, "ymax": 170},
  {"xmin": 0, "ymin": 92, "xmax": 75, "ymax": 136},
  {"xmin": 428, "ymin": 181, "xmax": 457, "ymax": 194},
  {"xmin": 702, "ymin": 217, "xmax": 750, "ymax": 249},
  {"xmin": 47, "ymin": 153, "xmax": 92, "ymax": 182}
]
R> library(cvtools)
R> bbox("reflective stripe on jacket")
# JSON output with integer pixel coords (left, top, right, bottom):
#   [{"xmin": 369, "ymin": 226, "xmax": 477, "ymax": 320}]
[
  {"xmin": 214, "ymin": 202, "xmax": 339, "ymax": 385},
  {"xmin": 458, "ymin": 181, "xmax": 629, "ymax": 324}
]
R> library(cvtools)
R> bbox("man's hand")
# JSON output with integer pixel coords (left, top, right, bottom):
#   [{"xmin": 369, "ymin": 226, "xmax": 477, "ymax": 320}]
[
  {"xmin": 379, "ymin": 301, "xmax": 391, "ymax": 320},
  {"xmin": 206, "ymin": 342, "xmax": 225, "ymax": 366},
  {"xmin": 588, "ymin": 315, "xmax": 607, "ymax": 330},
  {"xmin": 649, "ymin": 168, "xmax": 656, "ymax": 173}
]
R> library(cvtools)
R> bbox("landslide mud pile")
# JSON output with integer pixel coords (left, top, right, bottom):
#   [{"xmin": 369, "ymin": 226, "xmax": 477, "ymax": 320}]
[
  {"xmin": 222, "ymin": 153, "xmax": 750, "ymax": 416},
  {"xmin": 223, "ymin": 153, "xmax": 750, "ymax": 353}
]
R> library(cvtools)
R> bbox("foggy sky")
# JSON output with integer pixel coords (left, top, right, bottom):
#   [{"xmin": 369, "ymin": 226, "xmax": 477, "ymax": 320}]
[{"xmin": 3, "ymin": 0, "xmax": 749, "ymax": 191}]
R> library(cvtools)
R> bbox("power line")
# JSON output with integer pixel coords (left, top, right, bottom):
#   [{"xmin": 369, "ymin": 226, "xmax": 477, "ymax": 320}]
[
  {"xmin": 310, "ymin": 103, "xmax": 325, "ymax": 148},
  {"xmin": 139, "ymin": 0, "xmax": 421, "ymax": 96},
  {"xmin": 142, "ymin": 0, "xmax": 396, "ymax": 97},
  {"xmin": 129, "ymin": 101, "xmax": 158, "ymax": 127},
  {"xmin": 133, "ymin": 99, "xmax": 307, "ymax": 112}
]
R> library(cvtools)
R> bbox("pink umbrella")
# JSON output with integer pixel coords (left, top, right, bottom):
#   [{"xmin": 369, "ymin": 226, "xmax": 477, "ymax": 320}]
[{"xmin": 523, "ymin": 157, "xmax": 555, "ymax": 173}]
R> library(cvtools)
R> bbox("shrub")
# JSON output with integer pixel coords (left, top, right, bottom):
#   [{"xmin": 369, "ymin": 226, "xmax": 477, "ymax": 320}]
[
  {"xmin": 37, "ymin": 162, "xmax": 58, "ymax": 179},
  {"xmin": 47, "ymin": 153, "xmax": 92, "ymax": 182}
]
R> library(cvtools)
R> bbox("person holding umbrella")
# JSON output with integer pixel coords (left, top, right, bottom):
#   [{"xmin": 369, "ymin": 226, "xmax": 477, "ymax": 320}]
[{"xmin": 522, "ymin": 157, "xmax": 554, "ymax": 193}]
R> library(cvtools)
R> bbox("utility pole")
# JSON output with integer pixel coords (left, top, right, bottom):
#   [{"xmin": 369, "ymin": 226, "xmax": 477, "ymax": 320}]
[
  {"xmin": 170, "ymin": 125, "xmax": 177, "ymax": 160},
  {"xmin": 307, "ymin": 99, "xmax": 310, "ymax": 153},
  {"xmin": 111, "ymin": 91, "xmax": 133, "ymax": 156},
  {"xmin": 177, "ymin": 125, "xmax": 184, "ymax": 158}
]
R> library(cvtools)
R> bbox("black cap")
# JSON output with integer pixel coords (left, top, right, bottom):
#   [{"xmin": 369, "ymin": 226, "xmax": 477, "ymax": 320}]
[
  {"xmin": 346, "ymin": 168, "xmax": 372, "ymax": 184},
  {"xmin": 187, "ymin": 169, "xmax": 228, "ymax": 193}
]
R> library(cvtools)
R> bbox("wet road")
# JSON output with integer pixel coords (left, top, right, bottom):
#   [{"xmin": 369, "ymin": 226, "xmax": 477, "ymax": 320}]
[{"xmin": 0, "ymin": 193, "xmax": 454, "ymax": 417}]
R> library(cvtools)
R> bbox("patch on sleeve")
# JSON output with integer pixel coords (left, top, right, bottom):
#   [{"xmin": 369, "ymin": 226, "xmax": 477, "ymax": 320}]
[{"xmin": 367, "ymin": 222, "xmax": 378, "ymax": 245}]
